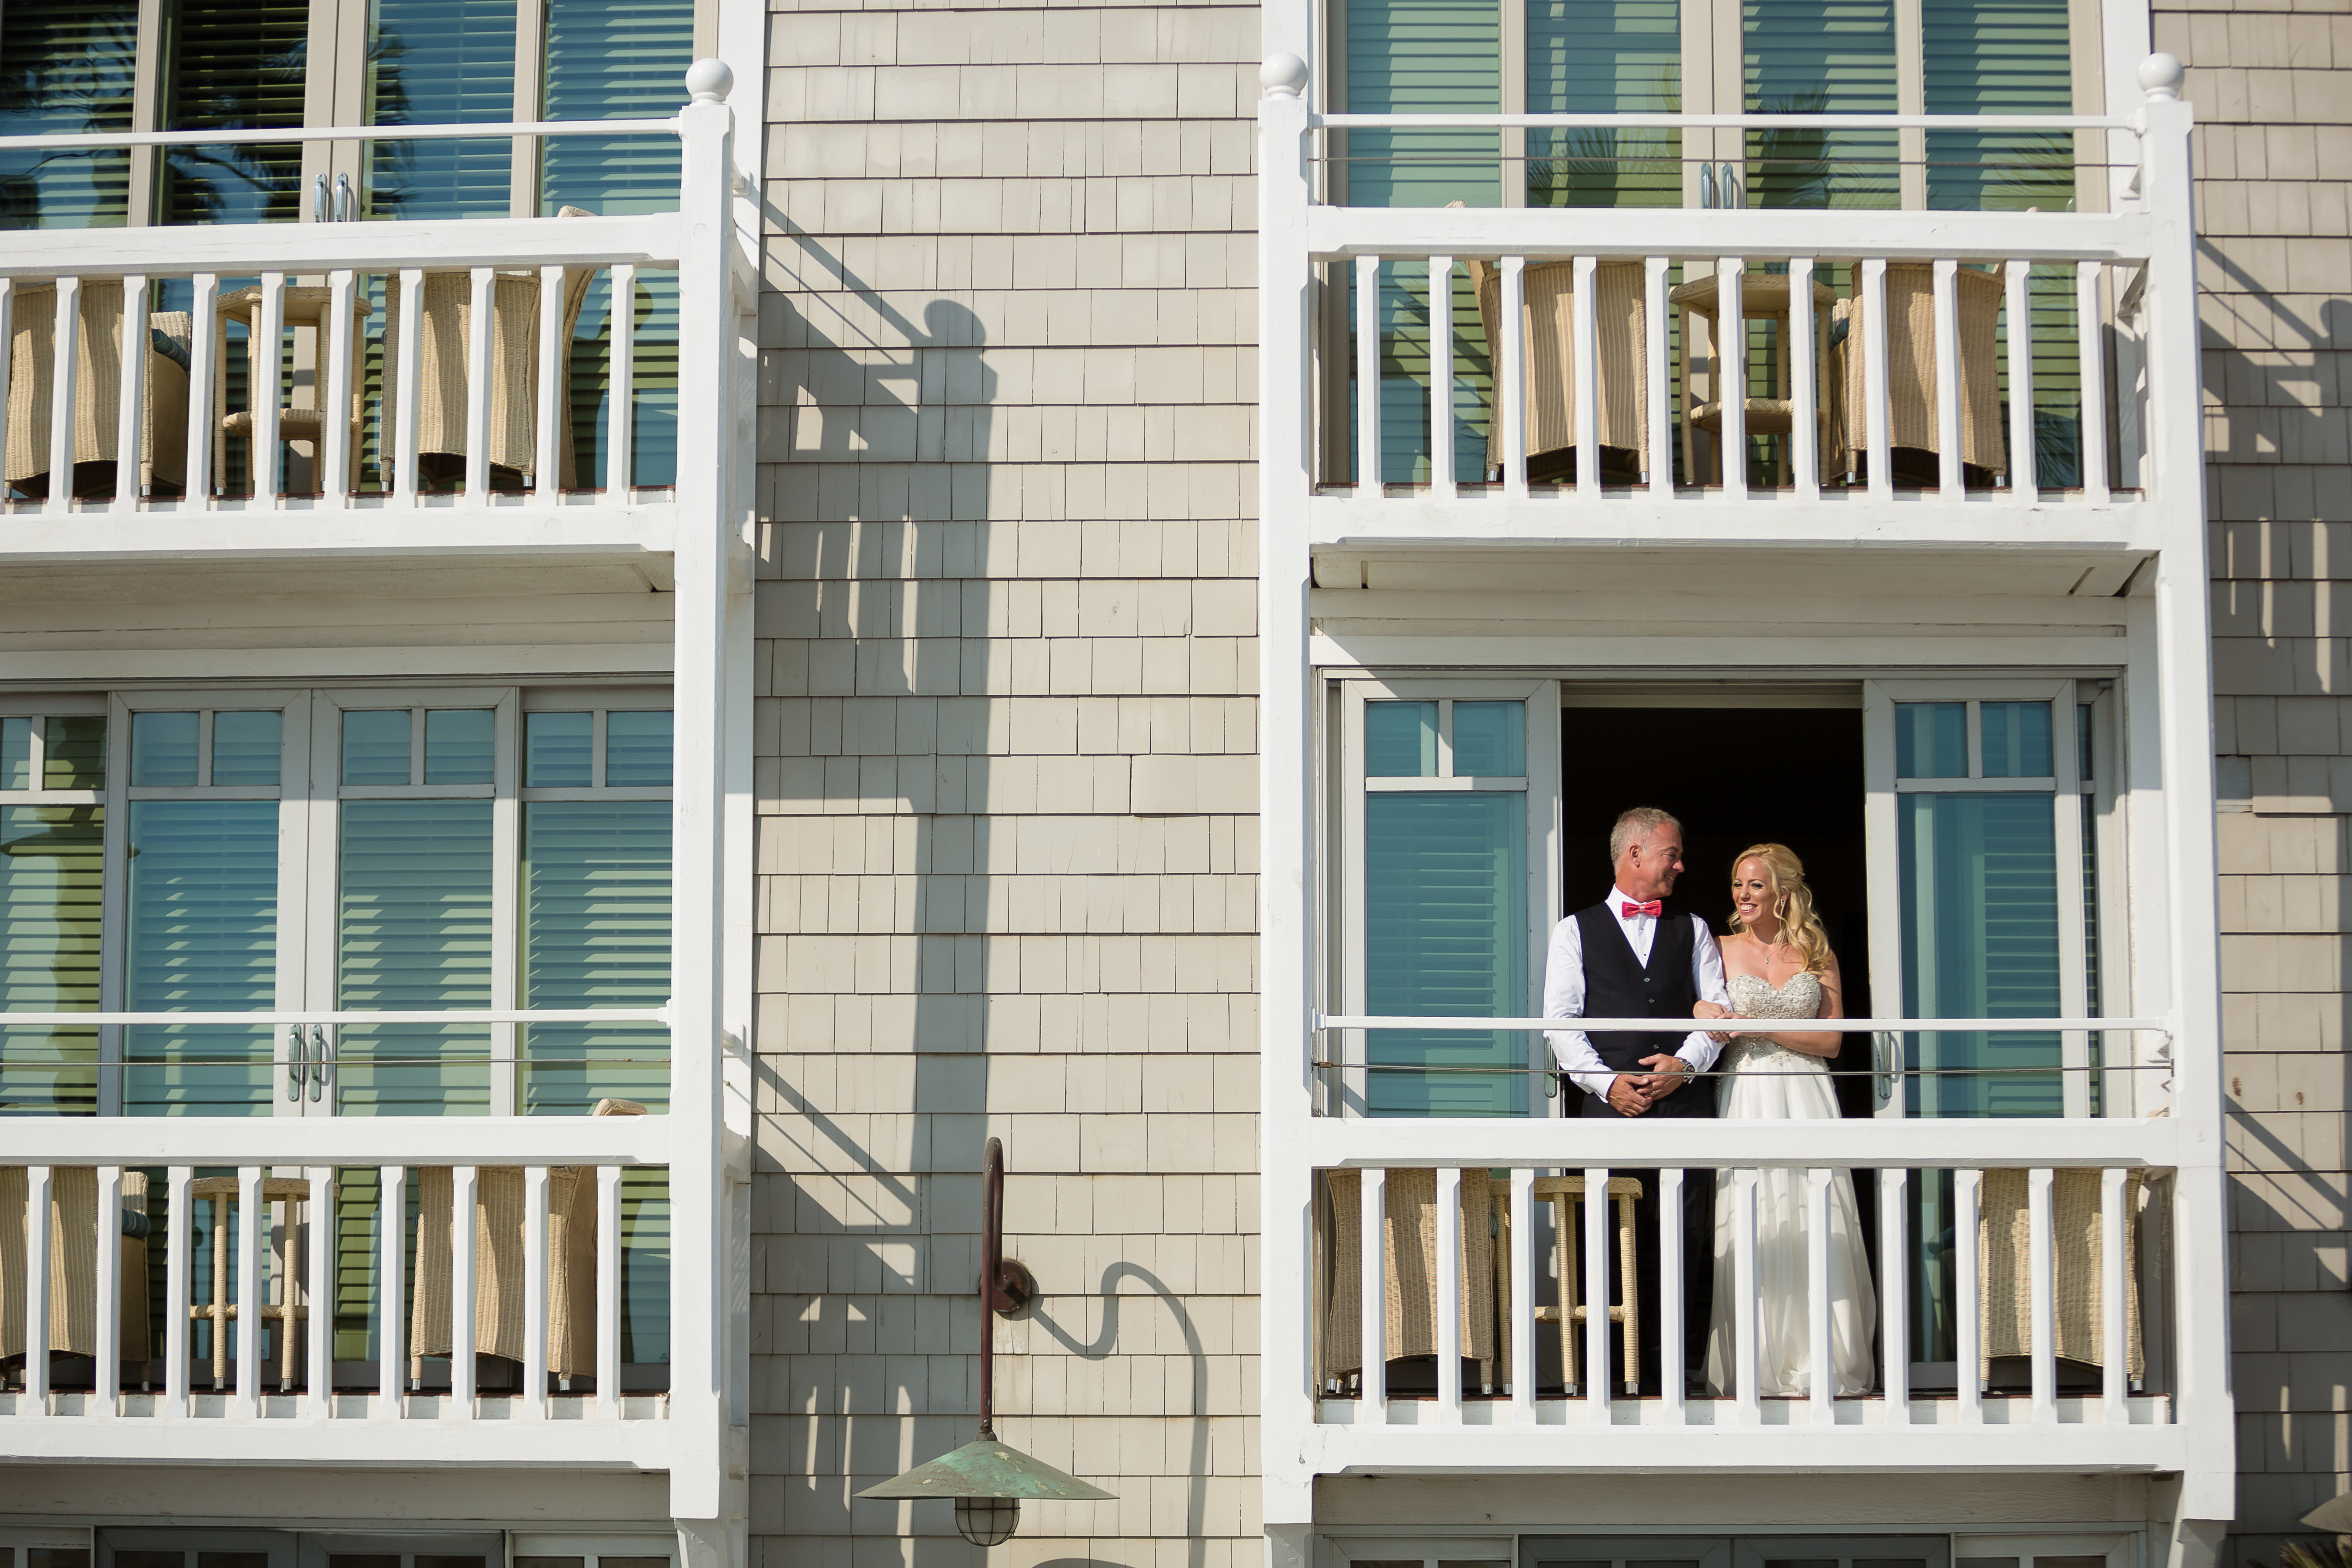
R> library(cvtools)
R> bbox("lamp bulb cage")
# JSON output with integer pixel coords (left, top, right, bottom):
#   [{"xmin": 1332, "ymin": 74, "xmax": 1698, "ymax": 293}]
[{"xmin": 955, "ymin": 1497, "xmax": 1022, "ymax": 1548}]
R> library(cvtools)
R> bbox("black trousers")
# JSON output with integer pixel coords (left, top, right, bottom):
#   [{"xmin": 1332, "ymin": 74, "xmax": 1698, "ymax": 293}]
[{"xmin": 1576, "ymin": 1086, "xmax": 1716, "ymax": 1396}]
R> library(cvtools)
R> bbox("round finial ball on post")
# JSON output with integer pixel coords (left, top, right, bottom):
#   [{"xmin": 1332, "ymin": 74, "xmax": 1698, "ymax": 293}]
[
  {"xmin": 1261, "ymin": 53, "xmax": 1309, "ymax": 99},
  {"xmin": 2138, "ymin": 52, "xmax": 2183, "ymax": 100},
  {"xmin": 686, "ymin": 58, "xmax": 735, "ymax": 103}
]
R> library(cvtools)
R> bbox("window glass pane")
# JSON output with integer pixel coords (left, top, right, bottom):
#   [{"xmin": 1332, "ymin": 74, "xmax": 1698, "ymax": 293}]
[
  {"xmin": 623, "ymin": 1165, "xmax": 669, "ymax": 1364},
  {"xmin": 338, "ymin": 798, "xmax": 494, "ymax": 1113},
  {"xmin": 1451, "ymin": 701, "xmax": 1525, "ymax": 775},
  {"xmin": 1981, "ymin": 699, "xmax": 2052, "ymax": 778},
  {"xmin": 132, "ymin": 710, "xmax": 200, "ymax": 786},
  {"xmin": 1366, "ymin": 701, "xmax": 1439, "ymax": 777},
  {"xmin": 365, "ymin": 0, "xmax": 517, "ymax": 219},
  {"xmin": 424, "ymin": 708, "xmax": 495, "ymax": 784},
  {"xmin": 29, "ymin": 1551, "xmax": 93, "ymax": 1568},
  {"xmin": 343, "ymin": 708, "xmax": 412, "ymax": 785},
  {"xmin": 605, "ymin": 709, "xmax": 674, "ymax": 787},
  {"xmin": 1364, "ymin": 791, "xmax": 1528, "ymax": 1114},
  {"xmin": 527, "ymin": 711, "xmax": 594, "ymax": 786},
  {"xmin": 1923, "ymin": 0, "xmax": 2073, "ymax": 210},
  {"xmin": 1345, "ymin": 0, "xmax": 1501, "ymax": 207},
  {"xmin": 3, "ymin": 716, "xmax": 32, "ymax": 788},
  {"xmin": 1526, "ymin": 0, "xmax": 1681, "ymax": 209},
  {"xmin": 523, "ymin": 799, "xmax": 672, "ymax": 1113},
  {"xmin": 44, "ymin": 714, "xmax": 105, "ymax": 788},
  {"xmin": 538, "ymin": 0, "xmax": 694, "ymax": 215},
  {"xmin": 158, "ymin": 0, "xmax": 309, "ymax": 226},
  {"xmin": 2, "ymin": 803, "xmax": 103, "ymax": 1114},
  {"xmin": 124, "ymin": 799, "xmax": 279, "ymax": 1115},
  {"xmin": 212, "ymin": 709, "xmax": 283, "ymax": 786},
  {"xmin": 0, "ymin": 0, "xmax": 136, "ymax": 229},
  {"xmin": 1894, "ymin": 701, "xmax": 1966, "ymax": 778},
  {"xmin": 1744, "ymin": 0, "xmax": 1899, "ymax": 209}
]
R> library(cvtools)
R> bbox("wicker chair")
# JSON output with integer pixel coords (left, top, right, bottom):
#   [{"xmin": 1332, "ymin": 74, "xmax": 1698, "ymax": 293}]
[
  {"xmin": 1978, "ymin": 1168, "xmax": 2145, "ymax": 1387},
  {"xmin": 1462, "ymin": 254, "xmax": 1649, "ymax": 486},
  {"xmin": 5, "ymin": 282, "xmax": 191, "ymax": 500},
  {"xmin": 0, "ymin": 1168, "xmax": 151, "ymax": 1383},
  {"xmin": 1321, "ymin": 1168, "xmax": 1498, "ymax": 1391},
  {"xmin": 215, "ymin": 284, "xmax": 372, "ymax": 496},
  {"xmin": 1831, "ymin": 262, "xmax": 2006, "ymax": 486}
]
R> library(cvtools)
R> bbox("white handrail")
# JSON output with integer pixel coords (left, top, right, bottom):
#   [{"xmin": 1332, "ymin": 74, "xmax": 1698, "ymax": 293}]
[
  {"xmin": 1317, "ymin": 111, "xmax": 2132, "ymax": 131},
  {"xmin": 0, "ymin": 119, "xmax": 679, "ymax": 153},
  {"xmin": 1318, "ymin": 1014, "xmax": 2165, "ymax": 1033},
  {"xmin": 1, "ymin": 1007, "xmax": 668, "ymax": 1025}
]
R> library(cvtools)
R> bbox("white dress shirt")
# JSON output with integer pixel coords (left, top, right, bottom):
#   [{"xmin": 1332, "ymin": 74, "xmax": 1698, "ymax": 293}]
[{"xmin": 1543, "ymin": 888, "xmax": 1732, "ymax": 1102}]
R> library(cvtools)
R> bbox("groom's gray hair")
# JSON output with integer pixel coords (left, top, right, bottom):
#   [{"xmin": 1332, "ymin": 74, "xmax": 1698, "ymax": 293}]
[{"xmin": 1609, "ymin": 806, "xmax": 1683, "ymax": 866}]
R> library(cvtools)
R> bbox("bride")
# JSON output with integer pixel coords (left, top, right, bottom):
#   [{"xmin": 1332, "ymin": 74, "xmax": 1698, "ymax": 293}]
[{"xmin": 1692, "ymin": 842, "xmax": 1878, "ymax": 1397}]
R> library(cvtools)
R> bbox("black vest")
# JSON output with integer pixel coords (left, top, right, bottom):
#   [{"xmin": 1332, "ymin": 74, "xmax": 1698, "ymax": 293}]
[{"xmin": 1573, "ymin": 900, "xmax": 1715, "ymax": 1120}]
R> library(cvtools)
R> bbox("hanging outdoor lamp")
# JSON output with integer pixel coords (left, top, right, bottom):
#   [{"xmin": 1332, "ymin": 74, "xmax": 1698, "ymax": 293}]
[{"xmin": 856, "ymin": 1137, "xmax": 1113, "ymax": 1547}]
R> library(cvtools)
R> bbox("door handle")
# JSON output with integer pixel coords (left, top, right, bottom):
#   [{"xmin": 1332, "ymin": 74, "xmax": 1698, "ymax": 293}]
[
  {"xmin": 310, "ymin": 1024, "xmax": 334, "ymax": 1103},
  {"xmin": 1872, "ymin": 1030, "xmax": 1902, "ymax": 1109},
  {"xmin": 287, "ymin": 1025, "xmax": 307, "ymax": 1101}
]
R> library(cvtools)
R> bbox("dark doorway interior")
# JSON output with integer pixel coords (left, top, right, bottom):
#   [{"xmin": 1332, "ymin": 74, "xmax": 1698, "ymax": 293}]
[{"xmin": 1559, "ymin": 703, "xmax": 1873, "ymax": 1119}]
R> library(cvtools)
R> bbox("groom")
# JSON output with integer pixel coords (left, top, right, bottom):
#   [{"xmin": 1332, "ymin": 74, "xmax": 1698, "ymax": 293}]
[{"xmin": 1542, "ymin": 805, "xmax": 1730, "ymax": 1396}]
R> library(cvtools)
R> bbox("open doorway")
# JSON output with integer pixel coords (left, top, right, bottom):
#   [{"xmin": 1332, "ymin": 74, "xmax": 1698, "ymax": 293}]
[{"xmin": 1558, "ymin": 700, "xmax": 1872, "ymax": 1118}]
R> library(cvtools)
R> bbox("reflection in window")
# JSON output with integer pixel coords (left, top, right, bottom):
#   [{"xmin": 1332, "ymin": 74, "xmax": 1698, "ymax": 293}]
[
  {"xmin": 1980, "ymin": 700, "xmax": 2052, "ymax": 778},
  {"xmin": 365, "ymin": 0, "xmax": 517, "ymax": 219},
  {"xmin": 1743, "ymin": 0, "xmax": 1897, "ymax": 209},
  {"xmin": 337, "ymin": 798, "xmax": 493, "ymax": 1114},
  {"xmin": 0, "ymin": 0, "xmax": 137, "ymax": 229},
  {"xmin": 124, "ymin": 799, "xmax": 280, "ymax": 1114},
  {"xmin": 1894, "ymin": 702, "xmax": 1966, "ymax": 779},
  {"xmin": 158, "ymin": 0, "xmax": 310, "ymax": 226},
  {"xmin": 523, "ymin": 799, "xmax": 672, "ymax": 1112},
  {"xmin": 1, "ymin": 803, "xmax": 103, "ymax": 1113},
  {"xmin": 1366, "ymin": 701, "xmax": 1439, "ymax": 777}
]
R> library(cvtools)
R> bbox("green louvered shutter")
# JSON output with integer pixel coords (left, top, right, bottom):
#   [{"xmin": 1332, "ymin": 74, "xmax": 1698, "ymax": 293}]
[
  {"xmin": 521, "ymin": 799, "xmax": 673, "ymax": 1114},
  {"xmin": 157, "ymin": 0, "xmax": 310, "ymax": 225},
  {"xmin": 1526, "ymin": 0, "xmax": 1681, "ymax": 208},
  {"xmin": 1743, "ymin": 0, "xmax": 1898, "ymax": 208},
  {"xmin": 0, "ymin": 803, "xmax": 103, "ymax": 1114},
  {"xmin": 0, "ymin": 0, "xmax": 137, "ymax": 229},
  {"xmin": 364, "ymin": 0, "xmax": 519, "ymax": 220},
  {"xmin": 336, "ymin": 799, "xmax": 495, "ymax": 1115}
]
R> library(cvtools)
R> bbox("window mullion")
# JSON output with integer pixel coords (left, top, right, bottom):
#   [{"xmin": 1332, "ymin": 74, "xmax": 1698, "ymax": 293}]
[
  {"xmin": 1895, "ymin": 0, "xmax": 1926, "ymax": 208},
  {"xmin": 127, "ymin": 0, "xmax": 167, "ymax": 225},
  {"xmin": 97, "ymin": 699, "xmax": 133, "ymax": 1117}
]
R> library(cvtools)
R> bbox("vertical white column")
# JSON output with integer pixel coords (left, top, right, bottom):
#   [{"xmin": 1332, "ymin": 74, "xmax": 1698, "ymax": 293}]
[
  {"xmin": 163, "ymin": 1165, "xmax": 192, "ymax": 1417},
  {"xmin": 1788, "ymin": 258, "xmax": 1818, "ymax": 499},
  {"xmin": 1932, "ymin": 258, "xmax": 1963, "ymax": 497},
  {"xmin": 1806, "ymin": 1167, "xmax": 1833, "ymax": 1423},
  {"xmin": 2076, "ymin": 261, "xmax": 2110, "ymax": 505},
  {"xmin": 45, "ymin": 279, "xmax": 80, "ymax": 516},
  {"xmin": 307, "ymin": 1169, "xmax": 335, "ymax": 1419},
  {"xmin": 114, "ymin": 276, "xmax": 148, "ymax": 509},
  {"xmin": 390, "ymin": 271, "xmax": 425, "ymax": 500},
  {"xmin": 253, "ymin": 274, "xmax": 286, "ymax": 503},
  {"xmin": 322, "ymin": 270, "xmax": 357, "ymax": 505},
  {"xmin": 2028, "ymin": 1167, "xmax": 2057, "ymax": 1424},
  {"xmin": 2101, "ymin": 1166, "xmax": 2129, "ymax": 1425},
  {"xmin": 464, "ymin": 266, "xmax": 495, "ymax": 503},
  {"xmin": 1582, "ymin": 1166, "xmax": 1609, "ymax": 1421},
  {"xmin": 1359, "ymin": 1169, "xmax": 1386, "ymax": 1420},
  {"xmin": 448, "ymin": 1164, "xmax": 477, "ymax": 1418},
  {"xmin": 1645, "ymin": 258, "xmax": 1671, "ymax": 492},
  {"xmin": 377, "ymin": 1164, "xmax": 406, "ymax": 1412},
  {"xmin": 1955, "ymin": 1167, "xmax": 1982, "ymax": 1425},
  {"xmin": 596, "ymin": 1164, "xmax": 624, "ymax": 1419},
  {"xmin": 2006, "ymin": 261, "xmax": 2037, "ymax": 500},
  {"xmin": 24, "ymin": 1166, "xmax": 52, "ymax": 1411},
  {"xmin": 93, "ymin": 1165, "xmax": 121, "ymax": 1417},
  {"xmin": 0, "ymin": 282, "xmax": 14, "ymax": 505},
  {"xmin": 1862, "ymin": 260, "xmax": 1891, "ymax": 499},
  {"xmin": 1508, "ymin": 1169, "xmax": 1535, "ymax": 1421},
  {"xmin": 183, "ymin": 275, "xmax": 218, "ymax": 507},
  {"xmin": 1717, "ymin": 260, "xmax": 1746, "ymax": 496},
  {"xmin": 232, "ymin": 1165, "xmax": 263, "ymax": 1416},
  {"xmin": 1658, "ymin": 1166, "xmax": 1685, "ymax": 1426},
  {"xmin": 521, "ymin": 1165, "xmax": 550, "ymax": 1420},
  {"xmin": 1427, "ymin": 257, "xmax": 1454, "ymax": 499},
  {"xmin": 1572, "ymin": 254, "xmax": 1599, "ymax": 496},
  {"xmin": 1731, "ymin": 1168, "xmax": 1759, "ymax": 1425},
  {"xmin": 1355, "ymin": 255, "xmax": 1381, "ymax": 493},
  {"xmin": 1879, "ymin": 1167, "xmax": 1909, "ymax": 1424},
  {"xmin": 1500, "ymin": 257, "xmax": 1528, "ymax": 498},
  {"xmin": 609, "ymin": 263, "xmax": 637, "ymax": 493},
  {"xmin": 1435, "ymin": 1166, "xmax": 1463, "ymax": 1421},
  {"xmin": 537, "ymin": 265, "xmax": 567, "ymax": 493}
]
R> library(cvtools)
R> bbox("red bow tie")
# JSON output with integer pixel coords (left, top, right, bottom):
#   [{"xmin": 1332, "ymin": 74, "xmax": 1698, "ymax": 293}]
[{"xmin": 1620, "ymin": 900, "xmax": 1662, "ymax": 918}]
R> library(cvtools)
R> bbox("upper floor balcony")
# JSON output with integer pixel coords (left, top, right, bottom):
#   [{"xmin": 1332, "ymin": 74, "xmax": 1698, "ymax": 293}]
[
  {"xmin": 1253, "ymin": 53, "xmax": 2205, "ymax": 562},
  {"xmin": 0, "ymin": 71, "xmax": 752, "ymax": 573}
]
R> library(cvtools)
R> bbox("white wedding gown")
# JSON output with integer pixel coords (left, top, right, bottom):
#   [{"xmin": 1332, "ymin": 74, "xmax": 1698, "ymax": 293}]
[{"xmin": 1703, "ymin": 971, "xmax": 1879, "ymax": 1397}]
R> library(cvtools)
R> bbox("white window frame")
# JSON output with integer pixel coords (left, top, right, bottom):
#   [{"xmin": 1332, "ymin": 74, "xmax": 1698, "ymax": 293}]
[
  {"xmin": 1323, "ymin": 1535, "xmax": 1517, "ymax": 1568},
  {"xmin": 1950, "ymin": 1535, "xmax": 2135, "ymax": 1568},
  {"xmin": 507, "ymin": 1535, "xmax": 679, "ymax": 1568},
  {"xmin": 1326, "ymin": 676, "xmax": 1561, "ymax": 1118}
]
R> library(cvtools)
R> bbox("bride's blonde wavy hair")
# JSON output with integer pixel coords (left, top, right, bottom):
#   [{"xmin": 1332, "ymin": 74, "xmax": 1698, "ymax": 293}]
[{"xmin": 1727, "ymin": 842, "xmax": 1834, "ymax": 973}]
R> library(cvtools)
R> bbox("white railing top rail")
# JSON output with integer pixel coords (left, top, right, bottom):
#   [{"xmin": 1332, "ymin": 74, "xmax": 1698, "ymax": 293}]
[
  {"xmin": 1318, "ymin": 1014, "xmax": 2165, "ymax": 1034},
  {"xmin": 1318, "ymin": 111, "xmax": 2134, "ymax": 132},
  {"xmin": 0, "ymin": 119, "xmax": 680, "ymax": 154},
  {"xmin": 0, "ymin": 211, "xmax": 682, "ymax": 275},
  {"xmin": 4, "ymin": 1114, "xmax": 673, "ymax": 1165},
  {"xmin": 4, "ymin": 1007, "xmax": 669, "ymax": 1025},
  {"xmin": 1302, "ymin": 1114, "xmax": 2181, "ymax": 1168}
]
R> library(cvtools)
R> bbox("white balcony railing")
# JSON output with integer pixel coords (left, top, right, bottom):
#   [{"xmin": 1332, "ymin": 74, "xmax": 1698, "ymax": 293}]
[
  {"xmin": 1254, "ymin": 54, "xmax": 2205, "ymax": 552},
  {"xmin": 0, "ymin": 68, "xmax": 752, "ymax": 558},
  {"xmin": 1, "ymin": 1009, "xmax": 678, "ymax": 1472}
]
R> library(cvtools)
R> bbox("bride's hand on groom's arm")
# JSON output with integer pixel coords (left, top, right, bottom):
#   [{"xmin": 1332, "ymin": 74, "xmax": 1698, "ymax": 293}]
[{"xmin": 1693, "ymin": 999, "xmax": 1737, "ymax": 1045}]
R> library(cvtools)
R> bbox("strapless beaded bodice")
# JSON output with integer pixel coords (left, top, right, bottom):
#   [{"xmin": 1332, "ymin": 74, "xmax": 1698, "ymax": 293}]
[{"xmin": 1722, "ymin": 971, "xmax": 1825, "ymax": 1070}]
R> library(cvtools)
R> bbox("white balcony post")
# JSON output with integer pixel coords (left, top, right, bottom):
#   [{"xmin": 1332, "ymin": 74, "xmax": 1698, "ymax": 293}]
[
  {"xmin": 2005, "ymin": 260, "xmax": 2036, "ymax": 500},
  {"xmin": 1508, "ymin": 1168, "xmax": 1534, "ymax": 1420},
  {"xmin": 184, "ymin": 274, "xmax": 218, "ymax": 506},
  {"xmin": 1644, "ymin": 257, "xmax": 1670, "ymax": 492},
  {"xmin": 1932, "ymin": 258, "xmax": 1962, "ymax": 497},
  {"xmin": 113, "ymin": 276, "xmax": 147, "ymax": 510},
  {"xmin": 253, "ymin": 274, "xmax": 285, "ymax": 503},
  {"xmin": 1501, "ymin": 256, "xmax": 1528, "ymax": 497},
  {"xmin": 2075, "ymin": 261, "xmax": 2110, "ymax": 504},
  {"xmin": 609, "ymin": 263, "xmax": 636, "ymax": 493},
  {"xmin": 1428, "ymin": 256, "xmax": 1454, "ymax": 499},
  {"xmin": 1788, "ymin": 256, "xmax": 1818, "ymax": 500},
  {"xmin": 536, "ymin": 264, "xmax": 566, "ymax": 493},
  {"xmin": 1359, "ymin": 1168, "xmax": 1387, "ymax": 1419},
  {"xmin": 1582, "ymin": 1165, "xmax": 1609, "ymax": 1419},
  {"xmin": 46, "ymin": 278, "xmax": 80, "ymax": 516},
  {"xmin": 1730, "ymin": 1168, "xmax": 1759, "ymax": 1425},
  {"xmin": 392, "ymin": 270, "xmax": 425, "ymax": 501},
  {"xmin": 306, "ymin": 1168, "xmax": 334, "ymax": 1419},
  {"xmin": 1716, "ymin": 258, "xmax": 1745, "ymax": 496},
  {"xmin": 1955, "ymin": 1167, "xmax": 1982, "ymax": 1425},
  {"xmin": 232, "ymin": 1165, "xmax": 263, "ymax": 1416},
  {"xmin": 377, "ymin": 1164, "xmax": 406, "ymax": 1412},
  {"xmin": 2137, "ymin": 50, "xmax": 2234, "ymax": 1518},
  {"xmin": 2101, "ymin": 1165, "xmax": 2129, "ymax": 1425},
  {"xmin": 1878, "ymin": 1167, "xmax": 1909, "ymax": 1423},
  {"xmin": 464, "ymin": 266, "xmax": 495, "ymax": 503},
  {"xmin": 449, "ymin": 1163, "xmax": 477, "ymax": 1419},
  {"xmin": 521, "ymin": 1164, "xmax": 550, "ymax": 1420},
  {"xmin": 1806, "ymin": 1167, "xmax": 1832, "ymax": 1424},
  {"xmin": 1657, "ymin": 1166, "xmax": 1684, "ymax": 1426},
  {"xmin": 596, "ymin": 1164, "xmax": 624, "ymax": 1419},
  {"xmin": 163, "ymin": 1165, "xmax": 192, "ymax": 1417},
  {"xmin": 322, "ymin": 270, "xmax": 357, "ymax": 506},
  {"xmin": 1355, "ymin": 255, "xmax": 1381, "ymax": 493},
  {"xmin": 1435, "ymin": 1165, "xmax": 1463, "ymax": 1420},
  {"xmin": 2027, "ymin": 1166, "xmax": 2057, "ymax": 1424},
  {"xmin": 1258, "ymin": 47, "xmax": 1319, "ymax": 1533},
  {"xmin": 1861, "ymin": 259, "xmax": 1891, "ymax": 499},
  {"xmin": 25, "ymin": 1165, "xmax": 52, "ymax": 1411},
  {"xmin": 667, "ymin": 57, "xmax": 737, "ymax": 1524},
  {"xmin": 94, "ymin": 1165, "xmax": 121, "ymax": 1417},
  {"xmin": 1572, "ymin": 254, "xmax": 1599, "ymax": 495}
]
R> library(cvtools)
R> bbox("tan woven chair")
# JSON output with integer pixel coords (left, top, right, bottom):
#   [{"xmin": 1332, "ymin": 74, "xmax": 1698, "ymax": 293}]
[
  {"xmin": 0, "ymin": 1168, "xmax": 151, "ymax": 1378},
  {"xmin": 5, "ymin": 283, "xmax": 191, "ymax": 499},
  {"xmin": 1831, "ymin": 262, "xmax": 2006, "ymax": 485},
  {"xmin": 1492, "ymin": 1174, "xmax": 1643, "ymax": 1396},
  {"xmin": 1668, "ymin": 270, "xmax": 1836, "ymax": 485},
  {"xmin": 409, "ymin": 1096, "xmax": 645, "ymax": 1386},
  {"xmin": 381, "ymin": 248, "xmax": 600, "ymax": 492},
  {"xmin": 182, "ymin": 1175, "xmax": 322, "ymax": 1392},
  {"xmin": 1320, "ymin": 1168, "xmax": 1498, "ymax": 1388},
  {"xmin": 215, "ymin": 285, "xmax": 372, "ymax": 496},
  {"xmin": 1978, "ymin": 1168, "xmax": 2145, "ymax": 1385},
  {"xmin": 1461, "ymin": 252, "xmax": 1648, "ymax": 485}
]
